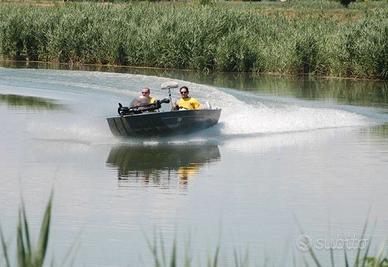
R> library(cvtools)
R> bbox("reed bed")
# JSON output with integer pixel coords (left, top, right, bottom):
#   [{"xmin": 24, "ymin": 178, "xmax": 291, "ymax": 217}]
[
  {"xmin": 0, "ymin": 1, "xmax": 387, "ymax": 79},
  {"xmin": 0, "ymin": 195, "xmax": 52, "ymax": 267}
]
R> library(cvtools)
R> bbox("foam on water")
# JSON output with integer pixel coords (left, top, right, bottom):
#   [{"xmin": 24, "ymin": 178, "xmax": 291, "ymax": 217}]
[
  {"xmin": 175, "ymin": 81, "xmax": 372, "ymax": 137},
  {"xmin": 0, "ymin": 68, "xmax": 374, "ymax": 144},
  {"xmin": 219, "ymin": 104, "xmax": 370, "ymax": 135},
  {"xmin": 27, "ymin": 121, "xmax": 112, "ymax": 145}
]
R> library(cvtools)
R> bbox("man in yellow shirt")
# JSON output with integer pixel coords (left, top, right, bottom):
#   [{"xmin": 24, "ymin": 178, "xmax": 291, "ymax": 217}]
[
  {"xmin": 131, "ymin": 87, "xmax": 156, "ymax": 107},
  {"xmin": 175, "ymin": 86, "xmax": 201, "ymax": 110},
  {"xmin": 141, "ymin": 87, "xmax": 156, "ymax": 104}
]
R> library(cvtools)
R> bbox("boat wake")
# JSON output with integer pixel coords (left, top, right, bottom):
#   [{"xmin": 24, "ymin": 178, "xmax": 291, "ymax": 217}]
[
  {"xmin": 218, "ymin": 104, "xmax": 370, "ymax": 137},
  {"xmin": 0, "ymin": 68, "xmax": 374, "ymax": 145},
  {"xmin": 178, "ymin": 81, "xmax": 372, "ymax": 141}
]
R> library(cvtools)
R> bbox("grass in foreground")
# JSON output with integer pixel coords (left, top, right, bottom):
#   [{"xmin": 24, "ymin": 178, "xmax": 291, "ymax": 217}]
[
  {"xmin": 0, "ymin": 195, "xmax": 52, "ymax": 267},
  {"xmin": 1, "ymin": 196, "xmax": 388, "ymax": 266}
]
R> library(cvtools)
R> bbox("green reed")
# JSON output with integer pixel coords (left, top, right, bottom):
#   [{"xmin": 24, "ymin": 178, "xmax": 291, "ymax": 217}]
[
  {"xmin": 1, "ymin": 194, "xmax": 388, "ymax": 266},
  {"xmin": 298, "ymin": 219, "xmax": 388, "ymax": 267},
  {"xmin": 0, "ymin": 195, "xmax": 52, "ymax": 267},
  {"xmin": 145, "ymin": 231, "xmax": 223, "ymax": 267},
  {"xmin": 145, "ymin": 236, "xmax": 388, "ymax": 267},
  {"xmin": 0, "ymin": 1, "xmax": 386, "ymax": 79}
]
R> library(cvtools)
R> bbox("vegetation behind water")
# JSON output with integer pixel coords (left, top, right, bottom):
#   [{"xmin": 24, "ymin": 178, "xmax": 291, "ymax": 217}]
[{"xmin": 0, "ymin": 1, "xmax": 387, "ymax": 79}]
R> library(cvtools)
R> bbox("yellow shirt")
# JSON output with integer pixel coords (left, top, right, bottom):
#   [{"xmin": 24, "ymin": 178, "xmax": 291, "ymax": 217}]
[{"xmin": 177, "ymin": 97, "xmax": 201, "ymax": 110}]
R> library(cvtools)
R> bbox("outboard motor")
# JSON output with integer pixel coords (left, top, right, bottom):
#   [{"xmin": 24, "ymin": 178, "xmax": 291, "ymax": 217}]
[
  {"xmin": 118, "ymin": 103, "xmax": 130, "ymax": 115},
  {"xmin": 159, "ymin": 98, "xmax": 170, "ymax": 105},
  {"xmin": 117, "ymin": 98, "xmax": 170, "ymax": 116}
]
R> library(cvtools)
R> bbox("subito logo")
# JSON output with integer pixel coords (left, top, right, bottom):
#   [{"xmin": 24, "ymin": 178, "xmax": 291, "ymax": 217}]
[{"xmin": 295, "ymin": 234, "xmax": 312, "ymax": 252}]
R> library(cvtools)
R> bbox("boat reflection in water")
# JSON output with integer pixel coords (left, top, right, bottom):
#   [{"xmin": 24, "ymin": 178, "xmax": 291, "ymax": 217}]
[{"xmin": 106, "ymin": 144, "xmax": 221, "ymax": 189}]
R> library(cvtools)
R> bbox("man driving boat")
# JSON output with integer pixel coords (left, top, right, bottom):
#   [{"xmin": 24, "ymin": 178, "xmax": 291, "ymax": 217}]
[
  {"xmin": 130, "ymin": 87, "xmax": 156, "ymax": 107},
  {"xmin": 140, "ymin": 87, "xmax": 156, "ymax": 104},
  {"xmin": 175, "ymin": 86, "xmax": 201, "ymax": 110}
]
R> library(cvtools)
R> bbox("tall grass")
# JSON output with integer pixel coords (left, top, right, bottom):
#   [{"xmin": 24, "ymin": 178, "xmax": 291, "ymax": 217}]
[
  {"xmin": 298, "ymin": 219, "xmax": 388, "ymax": 267},
  {"xmin": 0, "ymin": 2, "xmax": 386, "ymax": 79},
  {"xmin": 0, "ymin": 195, "xmax": 52, "ymax": 267},
  {"xmin": 1, "ymin": 195, "xmax": 388, "ymax": 266}
]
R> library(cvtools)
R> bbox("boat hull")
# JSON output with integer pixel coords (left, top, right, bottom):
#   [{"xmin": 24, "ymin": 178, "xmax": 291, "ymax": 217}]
[{"xmin": 107, "ymin": 109, "xmax": 221, "ymax": 137}]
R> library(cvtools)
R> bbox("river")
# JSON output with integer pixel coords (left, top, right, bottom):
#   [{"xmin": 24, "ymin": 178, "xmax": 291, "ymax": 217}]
[{"xmin": 0, "ymin": 65, "xmax": 387, "ymax": 266}]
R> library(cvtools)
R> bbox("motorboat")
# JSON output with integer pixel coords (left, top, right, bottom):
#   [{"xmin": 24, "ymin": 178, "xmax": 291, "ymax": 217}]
[{"xmin": 106, "ymin": 82, "xmax": 221, "ymax": 137}]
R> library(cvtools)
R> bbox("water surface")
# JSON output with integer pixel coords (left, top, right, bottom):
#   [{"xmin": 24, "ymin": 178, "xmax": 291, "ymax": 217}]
[{"xmin": 1, "ymin": 66, "xmax": 388, "ymax": 266}]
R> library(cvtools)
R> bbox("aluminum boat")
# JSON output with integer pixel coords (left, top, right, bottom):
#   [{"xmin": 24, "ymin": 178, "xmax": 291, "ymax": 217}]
[{"xmin": 106, "ymin": 82, "xmax": 221, "ymax": 137}]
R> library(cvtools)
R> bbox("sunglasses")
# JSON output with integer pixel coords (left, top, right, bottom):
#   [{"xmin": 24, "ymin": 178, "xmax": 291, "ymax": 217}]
[
  {"xmin": 180, "ymin": 91, "xmax": 188, "ymax": 94},
  {"xmin": 142, "ymin": 91, "xmax": 149, "ymax": 94}
]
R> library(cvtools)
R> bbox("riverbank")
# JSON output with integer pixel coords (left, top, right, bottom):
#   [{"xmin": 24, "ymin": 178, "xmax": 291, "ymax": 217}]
[{"xmin": 0, "ymin": 1, "xmax": 387, "ymax": 80}]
